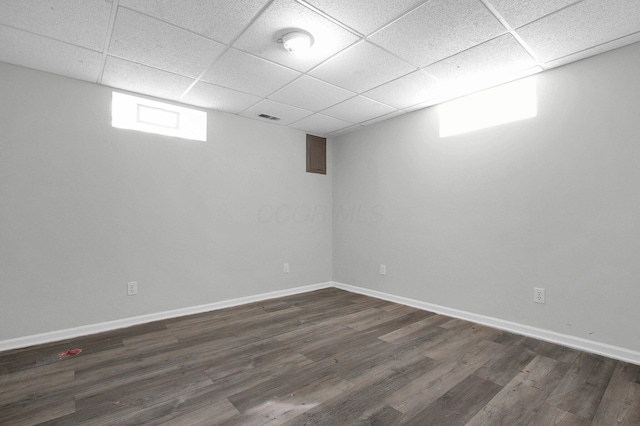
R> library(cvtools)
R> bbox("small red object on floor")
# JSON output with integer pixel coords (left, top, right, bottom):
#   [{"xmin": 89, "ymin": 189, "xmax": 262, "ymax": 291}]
[{"xmin": 59, "ymin": 348, "xmax": 82, "ymax": 358}]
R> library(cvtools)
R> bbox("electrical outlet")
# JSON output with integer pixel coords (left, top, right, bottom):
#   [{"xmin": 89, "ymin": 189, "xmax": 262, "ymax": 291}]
[
  {"xmin": 283, "ymin": 263, "xmax": 290, "ymax": 274},
  {"xmin": 534, "ymin": 287, "xmax": 545, "ymax": 304},
  {"xmin": 380, "ymin": 264, "xmax": 386, "ymax": 275},
  {"xmin": 128, "ymin": 281, "xmax": 138, "ymax": 296}
]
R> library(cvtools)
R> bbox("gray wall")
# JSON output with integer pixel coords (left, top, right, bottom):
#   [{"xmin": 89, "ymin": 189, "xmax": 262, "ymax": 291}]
[
  {"xmin": 0, "ymin": 63, "xmax": 332, "ymax": 340},
  {"xmin": 332, "ymin": 42, "xmax": 640, "ymax": 352}
]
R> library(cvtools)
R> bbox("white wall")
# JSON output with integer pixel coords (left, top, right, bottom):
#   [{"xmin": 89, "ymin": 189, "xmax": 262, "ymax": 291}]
[
  {"xmin": 332, "ymin": 42, "xmax": 640, "ymax": 353},
  {"xmin": 0, "ymin": 63, "xmax": 332, "ymax": 340}
]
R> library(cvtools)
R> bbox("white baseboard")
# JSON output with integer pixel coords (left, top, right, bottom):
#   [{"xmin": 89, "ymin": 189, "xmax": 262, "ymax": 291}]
[
  {"xmin": 332, "ymin": 281, "xmax": 640, "ymax": 366},
  {"xmin": 4, "ymin": 281, "xmax": 639, "ymax": 366},
  {"xmin": 0, "ymin": 282, "xmax": 333, "ymax": 352}
]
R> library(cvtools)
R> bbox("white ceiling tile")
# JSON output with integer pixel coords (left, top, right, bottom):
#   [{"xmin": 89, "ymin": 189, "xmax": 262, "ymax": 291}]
[
  {"xmin": 360, "ymin": 110, "xmax": 405, "ymax": 125},
  {"xmin": 543, "ymin": 33, "xmax": 640, "ymax": 69},
  {"xmin": 0, "ymin": 0, "xmax": 111, "ymax": 51},
  {"xmin": 408, "ymin": 65, "xmax": 544, "ymax": 112},
  {"xmin": 240, "ymin": 99, "xmax": 313, "ymax": 126},
  {"xmin": 404, "ymin": 97, "xmax": 444, "ymax": 112},
  {"xmin": 363, "ymin": 70, "xmax": 442, "ymax": 109},
  {"xmin": 291, "ymin": 113, "xmax": 353, "ymax": 136},
  {"xmin": 516, "ymin": 0, "xmax": 640, "ymax": 63},
  {"xmin": 202, "ymin": 48, "xmax": 300, "ymax": 97},
  {"xmin": 102, "ymin": 56, "xmax": 194, "ymax": 100},
  {"xmin": 369, "ymin": 0, "xmax": 505, "ymax": 67},
  {"xmin": 110, "ymin": 7, "xmax": 225, "ymax": 78},
  {"xmin": 309, "ymin": 41, "xmax": 415, "ymax": 93},
  {"xmin": 303, "ymin": 0, "xmax": 424, "ymax": 35},
  {"xmin": 0, "ymin": 25, "xmax": 102, "ymax": 82},
  {"xmin": 233, "ymin": 0, "xmax": 359, "ymax": 72},
  {"xmin": 424, "ymin": 34, "xmax": 537, "ymax": 93},
  {"xmin": 326, "ymin": 124, "xmax": 362, "ymax": 137},
  {"xmin": 487, "ymin": 0, "xmax": 580, "ymax": 29},
  {"xmin": 3, "ymin": 0, "xmax": 639, "ymax": 132},
  {"xmin": 181, "ymin": 81, "xmax": 262, "ymax": 113},
  {"xmin": 321, "ymin": 96, "xmax": 396, "ymax": 123},
  {"xmin": 119, "ymin": 0, "xmax": 270, "ymax": 43},
  {"xmin": 269, "ymin": 76, "xmax": 355, "ymax": 111}
]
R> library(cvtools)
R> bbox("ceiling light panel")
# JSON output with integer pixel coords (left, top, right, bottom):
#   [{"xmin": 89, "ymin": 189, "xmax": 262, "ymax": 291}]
[
  {"xmin": 181, "ymin": 81, "xmax": 262, "ymax": 113},
  {"xmin": 516, "ymin": 0, "xmax": 640, "ymax": 63},
  {"xmin": 269, "ymin": 76, "xmax": 355, "ymax": 111},
  {"xmin": 303, "ymin": 0, "xmax": 426, "ymax": 35},
  {"xmin": 109, "ymin": 8, "xmax": 225, "ymax": 78},
  {"xmin": 310, "ymin": 41, "xmax": 415, "ymax": 93},
  {"xmin": 102, "ymin": 57, "xmax": 194, "ymax": 101},
  {"xmin": 424, "ymin": 34, "xmax": 538, "ymax": 94},
  {"xmin": 0, "ymin": 25, "xmax": 103, "ymax": 82},
  {"xmin": 363, "ymin": 70, "xmax": 442, "ymax": 110},
  {"xmin": 487, "ymin": 0, "xmax": 581, "ymax": 29},
  {"xmin": 291, "ymin": 113, "xmax": 353, "ymax": 136},
  {"xmin": 202, "ymin": 49, "xmax": 300, "ymax": 97},
  {"xmin": 0, "ymin": 0, "xmax": 112, "ymax": 51},
  {"xmin": 118, "ymin": 0, "xmax": 270, "ymax": 44},
  {"xmin": 240, "ymin": 99, "xmax": 313, "ymax": 125},
  {"xmin": 321, "ymin": 96, "xmax": 396, "ymax": 123},
  {"xmin": 233, "ymin": 0, "xmax": 359, "ymax": 72},
  {"xmin": 369, "ymin": 0, "xmax": 505, "ymax": 68}
]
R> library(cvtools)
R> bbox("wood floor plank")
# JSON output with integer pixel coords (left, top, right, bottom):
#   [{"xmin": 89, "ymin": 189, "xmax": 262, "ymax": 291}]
[
  {"xmin": 154, "ymin": 398, "xmax": 239, "ymax": 426},
  {"xmin": 465, "ymin": 355, "xmax": 572, "ymax": 425},
  {"xmin": 378, "ymin": 314, "xmax": 449, "ymax": 344},
  {"xmin": 467, "ymin": 355, "xmax": 569, "ymax": 426},
  {"xmin": 607, "ymin": 360, "xmax": 640, "ymax": 384},
  {"xmin": 0, "ymin": 399, "xmax": 75, "ymax": 426},
  {"xmin": 386, "ymin": 340, "xmax": 505, "ymax": 419},
  {"xmin": 422, "ymin": 323, "xmax": 501, "ymax": 361},
  {"xmin": 362, "ymin": 405, "xmax": 403, "ymax": 425},
  {"xmin": 521, "ymin": 337, "xmax": 581, "ymax": 363},
  {"xmin": 289, "ymin": 356, "xmax": 437, "ymax": 425},
  {"xmin": 221, "ymin": 372, "xmax": 352, "ymax": 425},
  {"xmin": 545, "ymin": 352, "xmax": 617, "ymax": 419},
  {"xmin": 0, "ymin": 367, "xmax": 74, "ymax": 406},
  {"xmin": 346, "ymin": 305, "xmax": 418, "ymax": 332},
  {"xmin": 363, "ymin": 309, "xmax": 435, "ymax": 338},
  {"xmin": 591, "ymin": 362, "xmax": 640, "ymax": 425},
  {"xmin": 226, "ymin": 360, "xmax": 340, "ymax": 414},
  {"xmin": 524, "ymin": 403, "xmax": 590, "ymax": 426},
  {"xmin": 403, "ymin": 374, "xmax": 502, "ymax": 425},
  {"xmin": 0, "ymin": 288, "xmax": 636, "ymax": 425},
  {"xmin": 473, "ymin": 344, "xmax": 537, "ymax": 386}
]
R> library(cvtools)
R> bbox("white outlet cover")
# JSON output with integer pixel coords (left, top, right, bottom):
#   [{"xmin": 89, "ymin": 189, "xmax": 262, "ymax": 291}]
[
  {"xmin": 534, "ymin": 287, "xmax": 545, "ymax": 304},
  {"xmin": 380, "ymin": 264, "xmax": 386, "ymax": 275}
]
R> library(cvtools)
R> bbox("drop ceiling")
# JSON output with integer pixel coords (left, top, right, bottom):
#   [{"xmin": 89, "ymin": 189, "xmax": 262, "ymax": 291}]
[{"xmin": 1, "ymin": 0, "xmax": 639, "ymax": 137}]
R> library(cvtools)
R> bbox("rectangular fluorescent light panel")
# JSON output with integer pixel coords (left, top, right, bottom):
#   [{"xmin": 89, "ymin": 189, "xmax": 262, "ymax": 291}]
[
  {"xmin": 439, "ymin": 77, "xmax": 537, "ymax": 138},
  {"xmin": 112, "ymin": 92, "xmax": 207, "ymax": 141}
]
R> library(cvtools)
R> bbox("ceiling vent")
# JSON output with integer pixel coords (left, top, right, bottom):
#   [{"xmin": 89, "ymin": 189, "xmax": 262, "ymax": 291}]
[{"xmin": 258, "ymin": 113, "xmax": 281, "ymax": 121}]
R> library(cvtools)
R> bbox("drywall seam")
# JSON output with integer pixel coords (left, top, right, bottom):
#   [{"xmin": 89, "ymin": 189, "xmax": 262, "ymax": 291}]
[
  {"xmin": 333, "ymin": 282, "xmax": 640, "ymax": 366},
  {"xmin": 0, "ymin": 282, "xmax": 333, "ymax": 352}
]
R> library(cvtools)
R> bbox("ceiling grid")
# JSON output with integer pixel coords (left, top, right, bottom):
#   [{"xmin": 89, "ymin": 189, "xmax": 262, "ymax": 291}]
[{"xmin": 0, "ymin": 0, "xmax": 639, "ymax": 137}]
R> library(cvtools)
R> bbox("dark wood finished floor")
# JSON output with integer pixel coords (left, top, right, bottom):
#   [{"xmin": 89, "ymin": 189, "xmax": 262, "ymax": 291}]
[{"xmin": 1, "ymin": 288, "xmax": 639, "ymax": 425}]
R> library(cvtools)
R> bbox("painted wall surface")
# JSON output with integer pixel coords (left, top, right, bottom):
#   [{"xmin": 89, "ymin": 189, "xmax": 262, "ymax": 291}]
[
  {"xmin": 332, "ymin": 42, "xmax": 640, "ymax": 352},
  {"xmin": 0, "ymin": 63, "xmax": 332, "ymax": 340}
]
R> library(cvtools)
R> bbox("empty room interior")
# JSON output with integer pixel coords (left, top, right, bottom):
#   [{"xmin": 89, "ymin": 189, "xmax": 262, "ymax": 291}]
[{"xmin": 2, "ymin": 0, "xmax": 640, "ymax": 424}]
